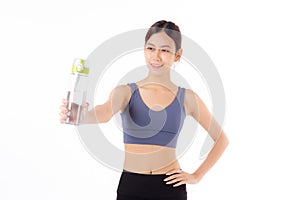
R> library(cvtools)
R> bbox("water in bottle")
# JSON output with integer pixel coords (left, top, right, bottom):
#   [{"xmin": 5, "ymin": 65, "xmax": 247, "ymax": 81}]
[{"xmin": 65, "ymin": 58, "xmax": 89, "ymax": 125}]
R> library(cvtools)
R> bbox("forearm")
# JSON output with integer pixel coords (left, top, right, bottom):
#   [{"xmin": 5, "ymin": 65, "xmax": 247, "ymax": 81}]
[
  {"xmin": 80, "ymin": 105, "xmax": 112, "ymax": 124},
  {"xmin": 193, "ymin": 132, "xmax": 229, "ymax": 179},
  {"xmin": 80, "ymin": 108, "xmax": 98, "ymax": 124}
]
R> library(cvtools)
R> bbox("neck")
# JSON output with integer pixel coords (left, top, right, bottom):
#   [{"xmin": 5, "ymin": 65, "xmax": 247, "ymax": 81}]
[{"xmin": 143, "ymin": 71, "xmax": 175, "ymax": 89}]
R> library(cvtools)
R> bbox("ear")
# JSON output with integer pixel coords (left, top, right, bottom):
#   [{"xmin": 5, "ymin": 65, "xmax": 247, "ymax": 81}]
[{"xmin": 174, "ymin": 48, "xmax": 183, "ymax": 62}]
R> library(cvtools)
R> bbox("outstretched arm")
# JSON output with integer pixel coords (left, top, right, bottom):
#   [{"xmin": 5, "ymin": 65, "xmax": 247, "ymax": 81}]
[
  {"xmin": 60, "ymin": 85, "xmax": 131, "ymax": 124},
  {"xmin": 81, "ymin": 85, "xmax": 131, "ymax": 123}
]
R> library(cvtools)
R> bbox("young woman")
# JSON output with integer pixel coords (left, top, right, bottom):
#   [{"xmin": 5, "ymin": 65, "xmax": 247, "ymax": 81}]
[{"xmin": 60, "ymin": 20, "xmax": 229, "ymax": 200}]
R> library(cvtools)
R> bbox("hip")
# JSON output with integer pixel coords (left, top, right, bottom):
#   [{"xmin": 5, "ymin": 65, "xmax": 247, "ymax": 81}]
[{"xmin": 117, "ymin": 170, "xmax": 187, "ymax": 200}]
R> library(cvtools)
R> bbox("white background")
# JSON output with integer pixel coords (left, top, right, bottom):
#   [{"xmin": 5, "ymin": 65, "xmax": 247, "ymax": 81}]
[{"xmin": 1, "ymin": 0, "xmax": 300, "ymax": 199}]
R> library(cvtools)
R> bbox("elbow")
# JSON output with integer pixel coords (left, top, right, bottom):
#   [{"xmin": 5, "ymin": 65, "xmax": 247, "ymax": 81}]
[
  {"xmin": 222, "ymin": 132, "xmax": 229, "ymax": 149},
  {"xmin": 216, "ymin": 131, "xmax": 229, "ymax": 149}
]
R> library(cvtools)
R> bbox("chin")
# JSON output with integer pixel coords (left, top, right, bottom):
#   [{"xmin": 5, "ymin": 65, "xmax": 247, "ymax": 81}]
[{"xmin": 148, "ymin": 66, "xmax": 170, "ymax": 75}]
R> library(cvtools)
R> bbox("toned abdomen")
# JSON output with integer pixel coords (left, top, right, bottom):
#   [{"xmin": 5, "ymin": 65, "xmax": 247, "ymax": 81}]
[{"xmin": 123, "ymin": 144, "xmax": 181, "ymax": 174}]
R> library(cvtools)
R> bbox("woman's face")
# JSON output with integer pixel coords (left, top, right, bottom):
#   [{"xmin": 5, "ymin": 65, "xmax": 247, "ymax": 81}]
[{"xmin": 144, "ymin": 32, "xmax": 181, "ymax": 74}]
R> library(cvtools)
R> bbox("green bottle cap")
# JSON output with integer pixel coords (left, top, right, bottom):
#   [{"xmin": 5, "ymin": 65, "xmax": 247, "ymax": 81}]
[{"xmin": 71, "ymin": 59, "xmax": 89, "ymax": 75}]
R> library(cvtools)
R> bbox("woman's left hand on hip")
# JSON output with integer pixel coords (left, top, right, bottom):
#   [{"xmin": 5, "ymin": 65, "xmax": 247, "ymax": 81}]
[{"xmin": 164, "ymin": 169, "xmax": 201, "ymax": 187}]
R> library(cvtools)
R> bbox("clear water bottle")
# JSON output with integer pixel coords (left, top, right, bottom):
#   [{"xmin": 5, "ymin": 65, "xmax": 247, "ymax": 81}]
[{"xmin": 65, "ymin": 58, "xmax": 89, "ymax": 125}]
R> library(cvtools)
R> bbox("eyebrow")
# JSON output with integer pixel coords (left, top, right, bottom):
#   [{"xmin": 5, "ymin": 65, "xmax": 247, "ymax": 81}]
[{"xmin": 147, "ymin": 43, "xmax": 172, "ymax": 48}]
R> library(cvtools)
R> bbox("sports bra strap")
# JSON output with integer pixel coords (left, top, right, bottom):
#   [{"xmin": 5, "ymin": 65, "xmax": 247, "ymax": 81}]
[
  {"xmin": 127, "ymin": 83, "xmax": 185, "ymax": 104},
  {"xmin": 127, "ymin": 83, "xmax": 138, "ymax": 94},
  {"xmin": 177, "ymin": 87, "xmax": 185, "ymax": 106}
]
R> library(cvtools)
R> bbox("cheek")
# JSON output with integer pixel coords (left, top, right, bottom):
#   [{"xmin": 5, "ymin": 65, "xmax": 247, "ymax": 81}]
[
  {"xmin": 144, "ymin": 52, "xmax": 151, "ymax": 61},
  {"xmin": 162, "ymin": 55, "xmax": 175, "ymax": 63}
]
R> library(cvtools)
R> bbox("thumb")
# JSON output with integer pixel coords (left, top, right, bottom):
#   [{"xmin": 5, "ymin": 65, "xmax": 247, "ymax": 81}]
[{"xmin": 82, "ymin": 102, "xmax": 89, "ymax": 109}]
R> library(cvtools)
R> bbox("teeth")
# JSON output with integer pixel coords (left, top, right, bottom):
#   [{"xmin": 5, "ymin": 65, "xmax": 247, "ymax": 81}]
[{"xmin": 151, "ymin": 64, "xmax": 162, "ymax": 67}]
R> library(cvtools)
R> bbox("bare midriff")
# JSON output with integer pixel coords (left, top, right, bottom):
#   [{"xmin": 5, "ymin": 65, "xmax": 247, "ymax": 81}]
[{"xmin": 123, "ymin": 144, "xmax": 181, "ymax": 174}]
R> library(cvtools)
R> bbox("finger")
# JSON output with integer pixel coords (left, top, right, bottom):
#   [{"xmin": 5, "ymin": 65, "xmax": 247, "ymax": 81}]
[
  {"xmin": 59, "ymin": 109, "xmax": 69, "ymax": 117},
  {"xmin": 59, "ymin": 108, "xmax": 68, "ymax": 116},
  {"xmin": 166, "ymin": 179, "xmax": 179, "ymax": 185},
  {"xmin": 59, "ymin": 111, "xmax": 67, "ymax": 116},
  {"xmin": 62, "ymin": 98, "xmax": 68, "ymax": 105},
  {"xmin": 59, "ymin": 113, "xmax": 68, "ymax": 120},
  {"xmin": 173, "ymin": 180, "xmax": 186, "ymax": 187},
  {"xmin": 164, "ymin": 173, "xmax": 182, "ymax": 182},
  {"xmin": 166, "ymin": 169, "xmax": 182, "ymax": 175},
  {"xmin": 82, "ymin": 102, "xmax": 89, "ymax": 108},
  {"xmin": 59, "ymin": 115, "xmax": 66, "ymax": 123},
  {"xmin": 60, "ymin": 105, "xmax": 68, "ymax": 112},
  {"xmin": 165, "ymin": 176, "xmax": 186, "ymax": 184}
]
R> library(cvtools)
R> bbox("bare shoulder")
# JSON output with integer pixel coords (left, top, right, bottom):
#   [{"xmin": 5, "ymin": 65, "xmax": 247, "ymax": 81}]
[
  {"xmin": 184, "ymin": 88, "xmax": 204, "ymax": 116},
  {"xmin": 111, "ymin": 84, "xmax": 132, "ymax": 104},
  {"xmin": 184, "ymin": 89, "xmax": 196, "ymax": 116},
  {"xmin": 109, "ymin": 84, "xmax": 132, "ymax": 113},
  {"xmin": 184, "ymin": 88, "xmax": 196, "ymax": 100},
  {"xmin": 113, "ymin": 84, "xmax": 131, "ymax": 97}
]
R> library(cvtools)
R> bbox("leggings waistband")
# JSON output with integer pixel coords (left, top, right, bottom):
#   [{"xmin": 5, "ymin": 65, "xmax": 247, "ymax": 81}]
[{"xmin": 117, "ymin": 170, "xmax": 187, "ymax": 200}]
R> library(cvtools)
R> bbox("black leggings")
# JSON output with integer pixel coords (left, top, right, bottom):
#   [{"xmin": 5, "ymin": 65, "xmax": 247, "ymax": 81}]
[{"xmin": 116, "ymin": 171, "xmax": 187, "ymax": 200}]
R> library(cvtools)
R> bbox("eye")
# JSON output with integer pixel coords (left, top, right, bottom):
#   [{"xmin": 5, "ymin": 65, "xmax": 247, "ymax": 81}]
[
  {"xmin": 146, "ymin": 47, "xmax": 154, "ymax": 51},
  {"xmin": 161, "ymin": 49, "xmax": 170, "ymax": 53}
]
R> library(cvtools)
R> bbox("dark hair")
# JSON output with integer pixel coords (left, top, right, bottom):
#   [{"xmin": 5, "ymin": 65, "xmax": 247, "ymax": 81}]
[{"xmin": 145, "ymin": 20, "xmax": 182, "ymax": 52}]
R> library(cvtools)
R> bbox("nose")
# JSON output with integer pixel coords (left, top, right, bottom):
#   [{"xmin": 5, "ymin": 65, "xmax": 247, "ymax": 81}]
[{"xmin": 152, "ymin": 49, "xmax": 161, "ymax": 61}]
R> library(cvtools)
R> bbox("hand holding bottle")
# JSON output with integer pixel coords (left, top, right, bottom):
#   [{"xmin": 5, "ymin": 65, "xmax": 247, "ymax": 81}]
[
  {"xmin": 60, "ymin": 58, "xmax": 90, "ymax": 125},
  {"xmin": 59, "ymin": 98, "xmax": 89, "ymax": 124},
  {"xmin": 59, "ymin": 98, "xmax": 69, "ymax": 123}
]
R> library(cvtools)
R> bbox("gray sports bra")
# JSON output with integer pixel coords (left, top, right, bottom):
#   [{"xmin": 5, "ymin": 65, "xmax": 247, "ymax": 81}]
[{"xmin": 120, "ymin": 83, "xmax": 186, "ymax": 148}]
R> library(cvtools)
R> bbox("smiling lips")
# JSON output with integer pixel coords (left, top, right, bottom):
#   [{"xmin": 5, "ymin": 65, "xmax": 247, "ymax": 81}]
[{"xmin": 151, "ymin": 63, "xmax": 163, "ymax": 68}]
